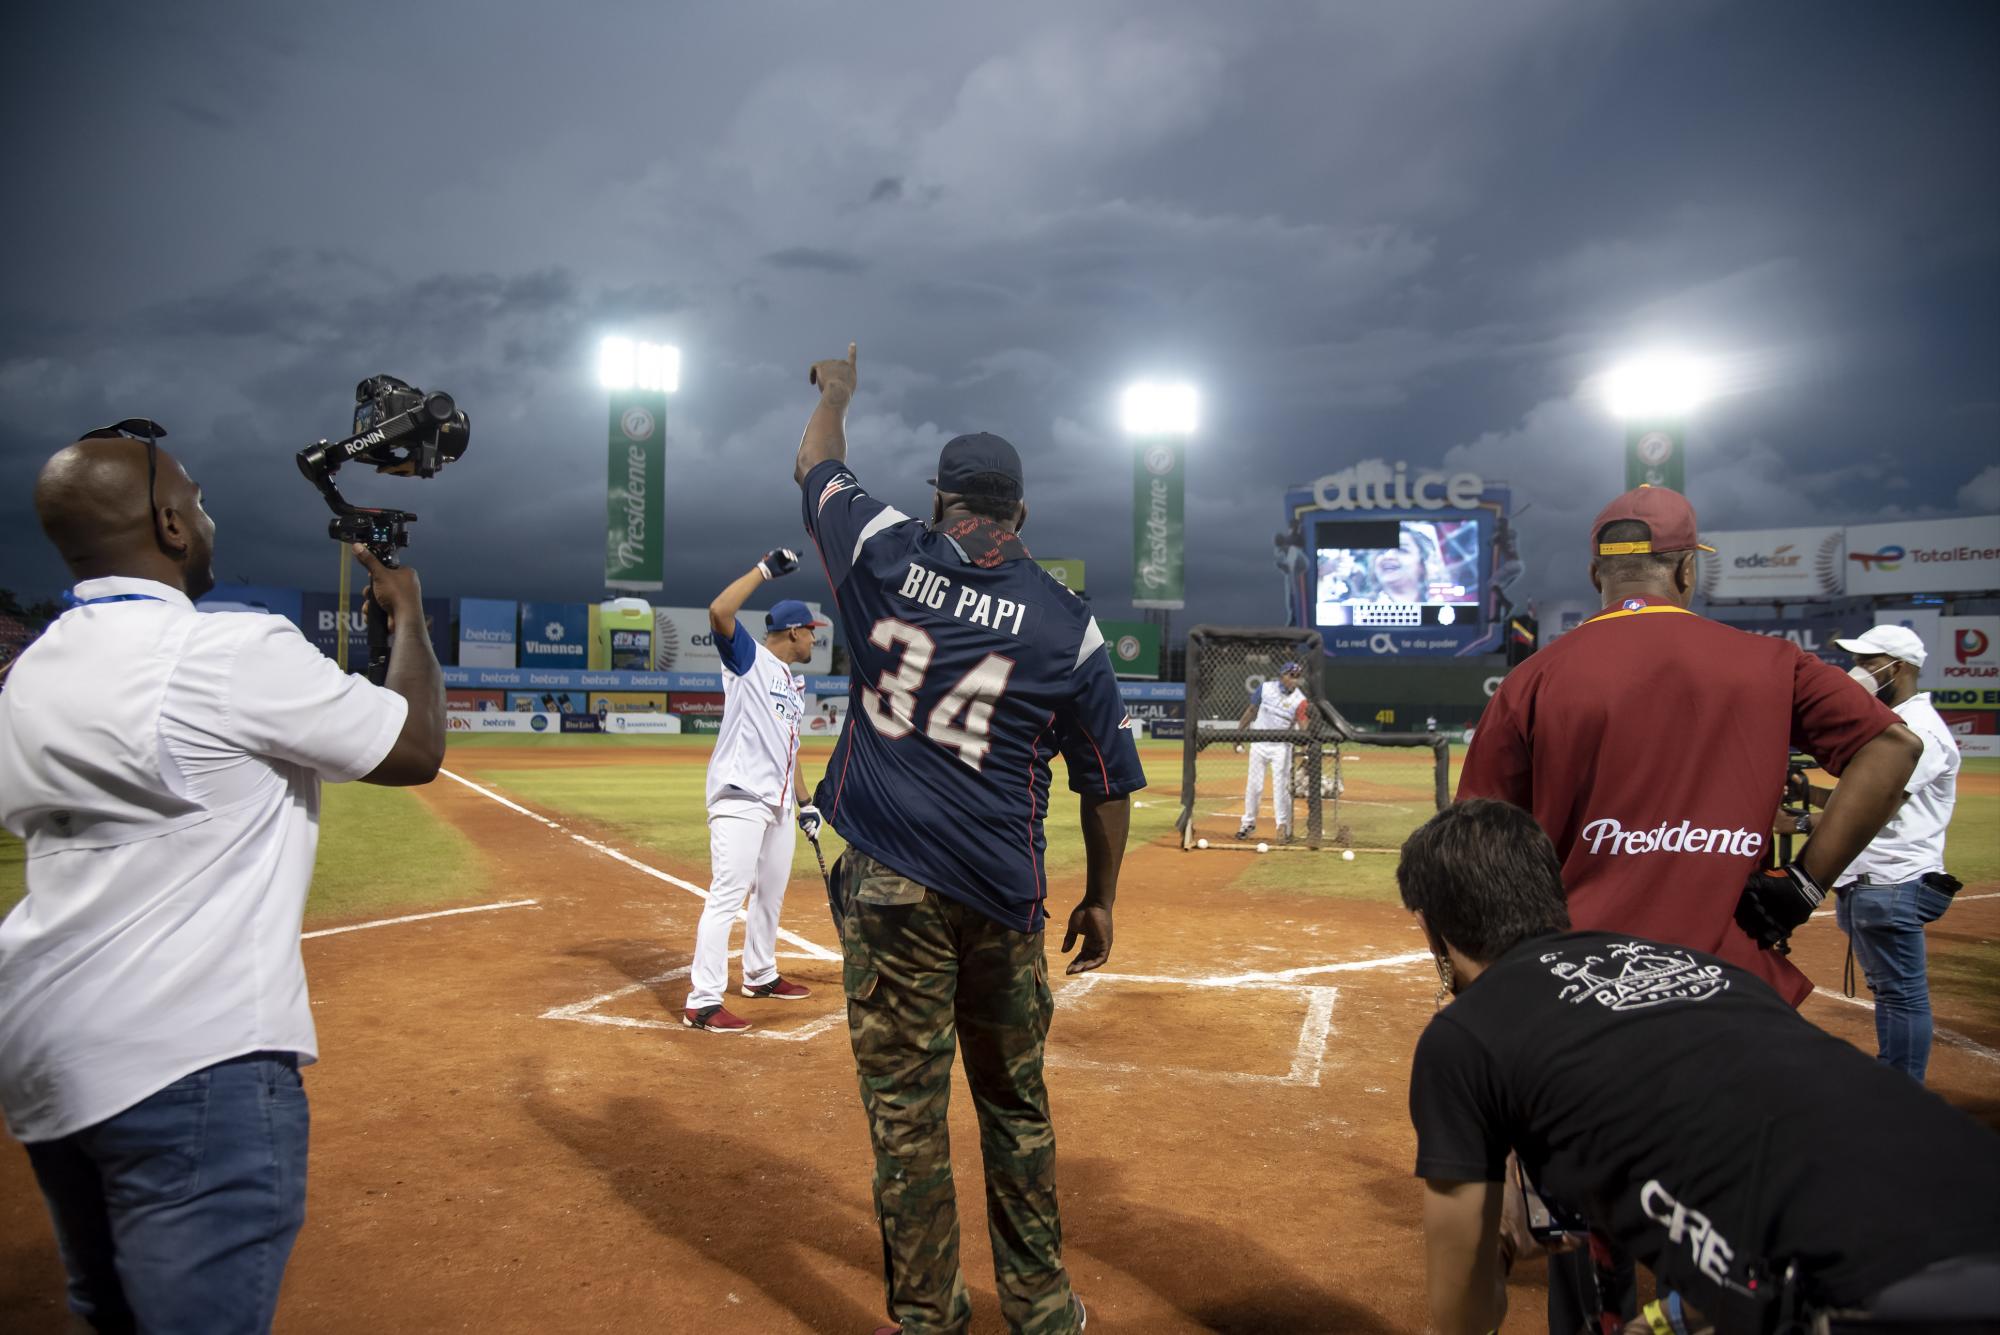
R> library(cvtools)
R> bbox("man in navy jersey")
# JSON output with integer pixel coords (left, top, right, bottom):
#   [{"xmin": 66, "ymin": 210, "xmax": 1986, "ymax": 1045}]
[{"xmin": 794, "ymin": 344, "xmax": 1143, "ymax": 1335}]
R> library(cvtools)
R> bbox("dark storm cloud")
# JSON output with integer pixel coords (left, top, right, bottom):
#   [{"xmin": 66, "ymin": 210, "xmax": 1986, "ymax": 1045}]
[{"xmin": 2, "ymin": 0, "xmax": 1995, "ymax": 629}]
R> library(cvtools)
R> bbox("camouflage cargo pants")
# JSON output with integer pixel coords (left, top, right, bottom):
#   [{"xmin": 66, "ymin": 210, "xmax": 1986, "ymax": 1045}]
[{"xmin": 836, "ymin": 850, "xmax": 1080, "ymax": 1335}]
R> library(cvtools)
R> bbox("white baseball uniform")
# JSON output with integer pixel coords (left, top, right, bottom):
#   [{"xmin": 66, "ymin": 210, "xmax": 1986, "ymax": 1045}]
[
  {"xmin": 686, "ymin": 621, "xmax": 805, "ymax": 1011},
  {"xmin": 1242, "ymin": 679, "xmax": 1305, "ymax": 833}
]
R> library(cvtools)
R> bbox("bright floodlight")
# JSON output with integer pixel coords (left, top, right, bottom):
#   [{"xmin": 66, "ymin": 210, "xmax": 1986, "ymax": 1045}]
[
  {"xmin": 598, "ymin": 336, "xmax": 681, "ymax": 393},
  {"xmin": 1599, "ymin": 353, "xmax": 1716, "ymax": 420},
  {"xmin": 1120, "ymin": 381, "xmax": 1199, "ymax": 436}
]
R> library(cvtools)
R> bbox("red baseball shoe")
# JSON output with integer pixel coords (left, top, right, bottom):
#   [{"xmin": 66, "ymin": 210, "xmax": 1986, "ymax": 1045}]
[
  {"xmin": 682, "ymin": 1004, "xmax": 750, "ymax": 1033},
  {"xmin": 742, "ymin": 976, "xmax": 811, "ymax": 1000}
]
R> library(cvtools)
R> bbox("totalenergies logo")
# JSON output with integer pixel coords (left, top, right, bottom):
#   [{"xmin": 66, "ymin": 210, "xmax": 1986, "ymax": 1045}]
[
  {"xmin": 1960, "ymin": 628, "xmax": 1991, "ymax": 665},
  {"xmin": 1850, "ymin": 545, "xmax": 1904, "ymax": 572}
]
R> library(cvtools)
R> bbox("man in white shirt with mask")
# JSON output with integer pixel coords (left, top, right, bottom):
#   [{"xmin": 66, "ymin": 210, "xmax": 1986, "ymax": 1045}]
[
  {"xmin": 1793, "ymin": 625, "xmax": 1961, "ymax": 1082},
  {"xmin": 0, "ymin": 421, "xmax": 444, "ymax": 1333}
]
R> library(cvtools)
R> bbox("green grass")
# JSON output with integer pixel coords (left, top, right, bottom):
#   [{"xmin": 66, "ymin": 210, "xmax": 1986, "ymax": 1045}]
[{"xmin": 0, "ymin": 784, "xmax": 485, "ymax": 927}]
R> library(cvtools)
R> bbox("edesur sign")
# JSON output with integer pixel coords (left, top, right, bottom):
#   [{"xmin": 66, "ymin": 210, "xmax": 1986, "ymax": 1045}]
[{"xmin": 1697, "ymin": 527, "xmax": 1844, "ymax": 601}]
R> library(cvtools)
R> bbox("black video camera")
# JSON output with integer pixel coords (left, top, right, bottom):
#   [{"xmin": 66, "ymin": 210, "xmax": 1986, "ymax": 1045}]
[
  {"xmin": 295, "ymin": 375, "xmax": 469, "ymax": 563},
  {"xmin": 295, "ymin": 376, "xmax": 469, "ymax": 682}
]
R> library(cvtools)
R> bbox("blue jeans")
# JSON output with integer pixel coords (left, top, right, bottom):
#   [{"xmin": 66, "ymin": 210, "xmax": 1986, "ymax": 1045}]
[
  {"xmin": 1836, "ymin": 879, "xmax": 1954, "ymax": 1083},
  {"xmin": 23, "ymin": 1052, "xmax": 310, "ymax": 1334}
]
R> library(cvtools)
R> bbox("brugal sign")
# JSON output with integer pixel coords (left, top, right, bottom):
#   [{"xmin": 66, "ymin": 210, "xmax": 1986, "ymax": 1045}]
[{"xmin": 1310, "ymin": 461, "xmax": 1485, "ymax": 512}]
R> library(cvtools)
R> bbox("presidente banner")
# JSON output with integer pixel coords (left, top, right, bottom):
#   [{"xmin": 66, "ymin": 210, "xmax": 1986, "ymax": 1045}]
[
  {"xmin": 605, "ymin": 389, "xmax": 668, "ymax": 590},
  {"xmin": 649, "ymin": 604, "xmax": 834, "ymax": 675},
  {"xmin": 1132, "ymin": 439, "xmax": 1185, "ymax": 609},
  {"xmin": 1844, "ymin": 515, "xmax": 2000, "ymax": 595},
  {"xmin": 1625, "ymin": 422, "xmax": 1685, "ymax": 492},
  {"xmin": 1097, "ymin": 618, "xmax": 1160, "ymax": 678},
  {"xmin": 1697, "ymin": 527, "xmax": 1845, "ymax": 601},
  {"xmin": 457, "ymin": 597, "xmax": 518, "ymax": 668},
  {"xmin": 519, "ymin": 601, "xmax": 589, "ymax": 669}
]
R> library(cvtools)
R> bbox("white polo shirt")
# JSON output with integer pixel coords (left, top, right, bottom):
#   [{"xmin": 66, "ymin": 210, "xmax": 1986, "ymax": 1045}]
[
  {"xmin": 1840, "ymin": 692, "xmax": 1959, "ymax": 888},
  {"xmin": 0, "ymin": 577, "xmax": 407, "ymax": 1142}
]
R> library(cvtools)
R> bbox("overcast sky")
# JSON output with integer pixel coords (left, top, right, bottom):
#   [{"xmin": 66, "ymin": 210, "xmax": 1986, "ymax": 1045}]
[{"xmin": 3, "ymin": 1, "xmax": 1995, "ymax": 628}]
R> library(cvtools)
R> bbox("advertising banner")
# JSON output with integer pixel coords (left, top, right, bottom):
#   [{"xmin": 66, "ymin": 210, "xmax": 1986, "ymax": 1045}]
[
  {"xmin": 666, "ymin": 691, "xmax": 725, "ymax": 718},
  {"xmin": 1624, "ymin": 422, "xmax": 1685, "ymax": 491},
  {"xmin": 509, "ymin": 690, "xmax": 589, "ymax": 713},
  {"xmin": 447, "ymin": 710, "xmax": 556, "ymax": 734},
  {"xmin": 1936, "ymin": 616, "xmax": 1999, "ymax": 691},
  {"xmin": 606, "ymin": 389, "xmax": 667, "ymax": 590},
  {"xmin": 198, "ymin": 583, "xmax": 303, "ymax": 626},
  {"xmin": 303, "ymin": 593, "xmax": 450, "ymax": 667},
  {"xmin": 649, "ymin": 604, "xmax": 833, "ymax": 675},
  {"xmin": 445, "ymin": 688, "xmax": 505, "ymax": 711},
  {"xmin": 1132, "ymin": 440, "xmax": 1185, "ymax": 609},
  {"xmin": 1708, "ymin": 614, "xmax": 1868, "ymax": 665},
  {"xmin": 1844, "ymin": 515, "xmax": 2000, "ymax": 595},
  {"xmin": 519, "ymin": 601, "xmax": 589, "ymax": 669},
  {"xmin": 604, "ymin": 712, "xmax": 682, "ymax": 735},
  {"xmin": 587, "ymin": 691, "xmax": 669, "ymax": 715},
  {"xmin": 559, "ymin": 713, "xmax": 602, "ymax": 734},
  {"xmin": 1097, "ymin": 618, "xmax": 1160, "ymax": 678},
  {"xmin": 684, "ymin": 716, "xmax": 723, "ymax": 735},
  {"xmin": 1038, "ymin": 559, "xmax": 1086, "ymax": 594},
  {"xmin": 457, "ymin": 598, "xmax": 518, "ymax": 668},
  {"xmin": 1697, "ymin": 527, "xmax": 1845, "ymax": 601}
]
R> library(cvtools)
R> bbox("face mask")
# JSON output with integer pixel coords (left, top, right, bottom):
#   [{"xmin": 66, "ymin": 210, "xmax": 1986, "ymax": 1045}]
[{"xmin": 1848, "ymin": 663, "xmax": 1896, "ymax": 701}]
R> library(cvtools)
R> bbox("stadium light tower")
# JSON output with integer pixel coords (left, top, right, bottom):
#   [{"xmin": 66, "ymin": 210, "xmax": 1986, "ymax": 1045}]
[
  {"xmin": 600, "ymin": 336, "xmax": 679, "ymax": 598},
  {"xmin": 1597, "ymin": 351, "xmax": 1714, "ymax": 493},
  {"xmin": 1122, "ymin": 380, "xmax": 1197, "ymax": 664}
]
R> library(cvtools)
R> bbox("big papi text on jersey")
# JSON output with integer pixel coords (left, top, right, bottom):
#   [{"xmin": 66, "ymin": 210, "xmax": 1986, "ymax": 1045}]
[
  {"xmin": 801, "ymin": 460, "xmax": 1146, "ymax": 932},
  {"xmin": 1458, "ymin": 596, "xmax": 1900, "ymax": 1005}
]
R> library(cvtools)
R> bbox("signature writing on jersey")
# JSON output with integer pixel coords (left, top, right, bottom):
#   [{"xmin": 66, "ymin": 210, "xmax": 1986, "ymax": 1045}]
[{"xmin": 896, "ymin": 561, "xmax": 1029, "ymax": 636}]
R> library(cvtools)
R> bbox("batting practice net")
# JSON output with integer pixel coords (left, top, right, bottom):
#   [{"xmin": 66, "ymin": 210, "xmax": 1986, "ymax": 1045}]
[{"xmin": 1176, "ymin": 626, "xmax": 1450, "ymax": 853}]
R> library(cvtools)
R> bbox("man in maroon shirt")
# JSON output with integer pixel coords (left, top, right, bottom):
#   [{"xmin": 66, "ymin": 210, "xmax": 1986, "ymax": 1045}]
[
  {"xmin": 1460, "ymin": 485, "xmax": 1918, "ymax": 1005},
  {"xmin": 1458, "ymin": 485, "xmax": 1921, "ymax": 1335},
  {"xmin": 1456, "ymin": 489, "xmax": 1920, "ymax": 1335}
]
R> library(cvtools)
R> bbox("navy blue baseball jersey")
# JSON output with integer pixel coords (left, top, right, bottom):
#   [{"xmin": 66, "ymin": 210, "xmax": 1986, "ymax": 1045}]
[{"xmin": 801, "ymin": 458, "xmax": 1146, "ymax": 932}]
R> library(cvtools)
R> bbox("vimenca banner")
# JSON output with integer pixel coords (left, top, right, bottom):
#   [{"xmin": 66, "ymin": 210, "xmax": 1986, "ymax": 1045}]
[{"xmin": 519, "ymin": 601, "xmax": 589, "ymax": 668}]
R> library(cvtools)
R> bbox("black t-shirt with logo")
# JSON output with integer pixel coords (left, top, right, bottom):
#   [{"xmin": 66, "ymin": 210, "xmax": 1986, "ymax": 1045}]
[{"xmin": 1410, "ymin": 931, "xmax": 2000, "ymax": 1326}]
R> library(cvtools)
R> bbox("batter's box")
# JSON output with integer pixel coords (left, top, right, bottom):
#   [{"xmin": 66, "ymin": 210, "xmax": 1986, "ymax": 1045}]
[
  {"xmin": 540, "ymin": 955, "xmax": 845, "ymax": 1045},
  {"xmin": 1047, "ymin": 972, "xmax": 1338, "ymax": 1087}
]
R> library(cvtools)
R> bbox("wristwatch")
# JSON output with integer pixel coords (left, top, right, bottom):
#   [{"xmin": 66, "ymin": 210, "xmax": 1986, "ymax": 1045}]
[{"xmin": 1794, "ymin": 812, "xmax": 1813, "ymax": 835}]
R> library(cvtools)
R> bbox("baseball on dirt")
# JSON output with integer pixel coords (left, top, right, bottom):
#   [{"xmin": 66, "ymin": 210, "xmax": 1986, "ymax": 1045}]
[
  {"xmin": 1257, "ymin": 841, "xmax": 1270, "ymax": 853},
  {"xmin": 1342, "ymin": 849, "xmax": 1355, "ymax": 862},
  {"xmin": 1197, "ymin": 837, "xmax": 1209, "ymax": 849}
]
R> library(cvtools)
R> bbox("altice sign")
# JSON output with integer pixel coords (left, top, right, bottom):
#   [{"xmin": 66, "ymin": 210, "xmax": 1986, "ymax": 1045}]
[{"xmin": 1310, "ymin": 461, "xmax": 1485, "ymax": 512}]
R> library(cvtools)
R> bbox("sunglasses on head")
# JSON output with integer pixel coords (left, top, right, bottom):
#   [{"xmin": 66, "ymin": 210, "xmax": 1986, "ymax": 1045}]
[{"xmin": 79, "ymin": 418, "xmax": 170, "ymax": 529}]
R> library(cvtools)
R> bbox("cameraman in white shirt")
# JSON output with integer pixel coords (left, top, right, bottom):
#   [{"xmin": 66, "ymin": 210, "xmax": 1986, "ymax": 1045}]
[
  {"xmin": 0, "ymin": 423, "xmax": 444, "ymax": 1334},
  {"xmin": 1792, "ymin": 625, "xmax": 1961, "ymax": 1083}
]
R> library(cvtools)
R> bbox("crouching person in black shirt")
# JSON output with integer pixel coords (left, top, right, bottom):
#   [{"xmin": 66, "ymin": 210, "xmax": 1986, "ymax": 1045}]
[{"xmin": 1399, "ymin": 799, "xmax": 2000, "ymax": 1335}]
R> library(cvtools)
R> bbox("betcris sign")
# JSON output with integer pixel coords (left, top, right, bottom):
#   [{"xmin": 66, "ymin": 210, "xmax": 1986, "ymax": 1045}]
[
  {"xmin": 519, "ymin": 601, "xmax": 588, "ymax": 669},
  {"xmin": 458, "ymin": 598, "xmax": 518, "ymax": 668},
  {"xmin": 1845, "ymin": 515, "xmax": 2000, "ymax": 595}
]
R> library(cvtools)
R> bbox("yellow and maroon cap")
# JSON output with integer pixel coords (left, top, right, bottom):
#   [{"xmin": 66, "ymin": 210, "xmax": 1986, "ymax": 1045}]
[{"xmin": 1591, "ymin": 484, "xmax": 1717, "ymax": 556}]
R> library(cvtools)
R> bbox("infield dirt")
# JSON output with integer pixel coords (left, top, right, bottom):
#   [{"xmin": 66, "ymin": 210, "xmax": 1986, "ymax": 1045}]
[{"xmin": 2, "ymin": 743, "xmax": 1995, "ymax": 1333}]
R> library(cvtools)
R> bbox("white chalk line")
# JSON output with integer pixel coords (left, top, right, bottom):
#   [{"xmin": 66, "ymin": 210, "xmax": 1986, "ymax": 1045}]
[
  {"xmin": 540, "ymin": 955, "xmax": 846, "ymax": 1044},
  {"xmin": 438, "ymin": 767, "xmax": 840, "ymax": 963},
  {"xmin": 303, "ymin": 898, "xmax": 538, "ymax": 940},
  {"xmin": 1810, "ymin": 988, "xmax": 2000, "ymax": 1066}
]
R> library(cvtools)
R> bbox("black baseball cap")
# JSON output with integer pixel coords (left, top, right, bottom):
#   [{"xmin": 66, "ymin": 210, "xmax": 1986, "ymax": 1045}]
[{"xmin": 928, "ymin": 432, "xmax": 1023, "ymax": 502}]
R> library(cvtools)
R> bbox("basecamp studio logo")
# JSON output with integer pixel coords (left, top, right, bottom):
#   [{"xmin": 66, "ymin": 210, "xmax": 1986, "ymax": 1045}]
[{"xmin": 620, "ymin": 407, "xmax": 655, "ymax": 441}]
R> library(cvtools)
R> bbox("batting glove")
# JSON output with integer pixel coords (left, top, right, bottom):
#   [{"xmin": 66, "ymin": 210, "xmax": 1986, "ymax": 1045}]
[
  {"xmin": 757, "ymin": 548, "xmax": 801, "ymax": 580},
  {"xmin": 1734, "ymin": 862, "xmax": 1827, "ymax": 953},
  {"xmin": 796, "ymin": 803, "xmax": 823, "ymax": 841}
]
